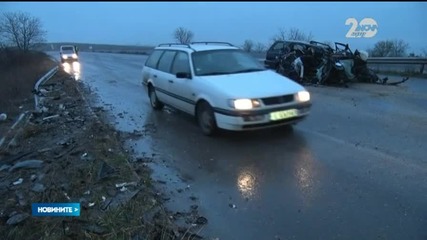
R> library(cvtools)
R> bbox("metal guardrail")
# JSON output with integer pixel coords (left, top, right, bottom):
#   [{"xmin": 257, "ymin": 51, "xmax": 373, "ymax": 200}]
[
  {"xmin": 1, "ymin": 65, "xmax": 60, "ymax": 150},
  {"xmin": 259, "ymin": 57, "xmax": 427, "ymax": 74},
  {"xmin": 34, "ymin": 66, "xmax": 59, "ymax": 111},
  {"xmin": 366, "ymin": 57, "xmax": 427, "ymax": 64},
  {"xmin": 367, "ymin": 57, "xmax": 427, "ymax": 74}
]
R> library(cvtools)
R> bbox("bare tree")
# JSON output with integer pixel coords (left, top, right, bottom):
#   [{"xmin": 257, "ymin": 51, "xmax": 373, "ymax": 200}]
[
  {"xmin": 271, "ymin": 27, "xmax": 314, "ymax": 42},
  {"xmin": 421, "ymin": 48, "xmax": 427, "ymax": 57},
  {"xmin": 0, "ymin": 11, "xmax": 46, "ymax": 51},
  {"xmin": 173, "ymin": 27, "xmax": 194, "ymax": 44},
  {"xmin": 389, "ymin": 39, "xmax": 409, "ymax": 57},
  {"xmin": 369, "ymin": 39, "xmax": 409, "ymax": 57},
  {"xmin": 368, "ymin": 41, "xmax": 393, "ymax": 57},
  {"xmin": 254, "ymin": 42, "xmax": 266, "ymax": 53},
  {"xmin": 287, "ymin": 28, "xmax": 314, "ymax": 41},
  {"xmin": 0, "ymin": 27, "xmax": 5, "ymax": 48},
  {"xmin": 271, "ymin": 28, "xmax": 287, "ymax": 42},
  {"xmin": 242, "ymin": 39, "xmax": 254, "ymax": 52}
]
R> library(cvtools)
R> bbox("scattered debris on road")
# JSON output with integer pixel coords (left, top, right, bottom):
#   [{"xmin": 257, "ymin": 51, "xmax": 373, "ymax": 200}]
[
  {"xmin": 12, "ymin": 178, "xmax": 24, "ymax": 185},
  {"xmin": 0, "ymin": 113, "xmax": 7, "ymax": 122},
  {"xmin": 8, "ymin": 159, "xmax": 44, "ymax": 172},
  {"xmin": 0, "ymin": 68, "xmax": 208, "ymax": 239},
  {"xmin": 6, "ymin": 213, "xmax": 29, "ymax": 225}
]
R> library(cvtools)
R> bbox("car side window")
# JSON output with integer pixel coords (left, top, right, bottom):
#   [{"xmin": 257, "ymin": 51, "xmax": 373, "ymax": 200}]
[
  {"xmin": 273, "ymin": 42, "xmax": 284, "ymax": 50},
  {"xmin": 171, "ymin": 51, "xmax": 190, "ymax": 74},
  {"xmin": 157, "ymin": 51, "xmax": 177, "ymax": 73},
  {"xmin": 145, "ymin": 50, "xmax": 164, "ymax": 69}
]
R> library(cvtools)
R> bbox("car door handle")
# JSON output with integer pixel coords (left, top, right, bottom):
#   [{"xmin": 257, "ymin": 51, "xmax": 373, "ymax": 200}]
[
  {"xmin": 168, "ymin": 80, "xmax": 174, "ymax": 83},
  {"xmin": 153, "ymin": 74, "xmax": 157, "ymax": 78}
]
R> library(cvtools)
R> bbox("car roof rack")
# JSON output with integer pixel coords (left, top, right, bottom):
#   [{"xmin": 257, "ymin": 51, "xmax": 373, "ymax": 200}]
[
  {"xmin": 157, "ymin": 43, "xmax": 196, "ymax": 50},
  {"xmin": 158, "ymin": 43, "xmax": 189, "ymax": 47},
  {"xmin": 190, "ymin": 41, "xmax": 235, "ymax": 47}
]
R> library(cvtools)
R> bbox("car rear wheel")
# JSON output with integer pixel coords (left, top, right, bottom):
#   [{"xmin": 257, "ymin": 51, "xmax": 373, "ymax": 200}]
[
  {"xmin": 196, "ymin": 102, "xmax": 218, "ymax": 136},
  {"xmin": 148, "ymin": 86, "xmax": 164, "ymax": 110}
]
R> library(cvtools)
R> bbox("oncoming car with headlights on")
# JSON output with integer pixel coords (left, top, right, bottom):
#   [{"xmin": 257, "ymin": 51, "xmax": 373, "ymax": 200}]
[
  {"xmin": 141, "ymin": 42, "xmax": 312, "ymax": 136},
  {"xmin": 60, "ymin": 45, "xmax": 78, "ymax": 63}
]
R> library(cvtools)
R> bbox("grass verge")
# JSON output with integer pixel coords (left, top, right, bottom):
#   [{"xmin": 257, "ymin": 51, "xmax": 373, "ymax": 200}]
[{"xmin": 0, "ymin": 68, "xmax": 178, "ymax": 240}]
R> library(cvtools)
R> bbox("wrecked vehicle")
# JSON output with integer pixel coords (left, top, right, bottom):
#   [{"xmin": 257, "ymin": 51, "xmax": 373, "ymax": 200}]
[
  {"xmin": 329, "ymin": 42, "xmax": 409, "ymax": 85},
  {"xmin": 316, "ymin": 42, "xmax": 353, "ymax": 86},
  {"xmin": 271, "ymin": 40, "xmax": 347, "ymax": 86},
  {"xmin": 265, "ymin": 40, "xmax": 320, "ymax": 70},
  {"xmin": 352, "ymin": 49, "xmax": 409, "ymax": 85},
  {"xmin": 277, "ymin": 45, "xmax": 324, "ymax": 84},
  {"xmin": 271, "ymin": 40, "xmax": 409, "ymax": 87}
]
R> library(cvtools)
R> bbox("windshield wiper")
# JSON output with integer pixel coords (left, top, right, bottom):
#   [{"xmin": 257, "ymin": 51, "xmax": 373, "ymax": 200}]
[
  {"xmin": 229, "ymin": 68, "xmax": 266, "ymax": 74},
  {"xmin": 198, "ymin": 72, "xmax": 228, "ymax": 76},
  {"xmin": 199, "ymin": 68, "xmax": 266, "ymax": 76}
]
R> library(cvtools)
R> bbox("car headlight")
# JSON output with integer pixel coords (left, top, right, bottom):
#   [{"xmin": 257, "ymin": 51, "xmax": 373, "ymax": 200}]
[
  {"xmin": 229, "ymin": 99, "xmax": 261, "ymax": 110},
  {"xmin": 62, "ymin": 55, "xmax": 67, "ymax": 59},
  {"xmin": 296, "ymin": 91, "xmax": 310, "ymax": 102},
  {"xmin": 72, "ymin": 53, "xmax": 78, "ymax": 59}
]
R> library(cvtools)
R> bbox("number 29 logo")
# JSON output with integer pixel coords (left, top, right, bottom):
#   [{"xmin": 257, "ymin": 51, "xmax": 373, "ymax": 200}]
[{"xmin": 346, "ymin": 18, "xmax": 378, "ymax": 38}]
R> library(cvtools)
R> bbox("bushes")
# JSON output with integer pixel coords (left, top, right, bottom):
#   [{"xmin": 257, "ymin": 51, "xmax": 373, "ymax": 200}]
[{"xmin": 0, "ymin": 49, "xmax": 55, "ymax": 113}]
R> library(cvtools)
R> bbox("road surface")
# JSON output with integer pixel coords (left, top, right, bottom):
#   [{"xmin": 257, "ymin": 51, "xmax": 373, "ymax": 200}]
[{"xmin": 50, "ymin": 52, "xmax": 427, "ymax": 240}]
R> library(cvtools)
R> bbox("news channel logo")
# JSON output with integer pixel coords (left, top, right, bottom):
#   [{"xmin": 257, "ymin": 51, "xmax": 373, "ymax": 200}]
[
  {"xmin": 32, "ymin": 203, "xmax": 80, "ymax": 217},
  {"xmin": 345, "ymin": 18, "xmax": 378, "ymax": 38}
]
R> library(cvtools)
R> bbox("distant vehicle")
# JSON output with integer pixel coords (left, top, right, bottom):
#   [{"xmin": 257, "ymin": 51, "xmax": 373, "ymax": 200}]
[
  {"xmin": 141, "ymin": 42, "xmax": 311, "ymax": 136},
  {"xmin": 60, "ymin": 45, "xmax": 78, "ymax": 63}
]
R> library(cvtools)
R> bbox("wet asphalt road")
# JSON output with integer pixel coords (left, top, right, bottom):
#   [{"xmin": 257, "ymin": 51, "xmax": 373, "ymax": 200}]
[{"xmin": 51, "ymin": 52, "xmax": 427, "ymax": 239}]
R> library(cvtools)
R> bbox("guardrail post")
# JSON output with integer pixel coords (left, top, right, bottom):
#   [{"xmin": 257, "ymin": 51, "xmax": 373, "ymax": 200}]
[{"xmin": 421, "ymin": 64, "xmax": 425, "ymax": 74}]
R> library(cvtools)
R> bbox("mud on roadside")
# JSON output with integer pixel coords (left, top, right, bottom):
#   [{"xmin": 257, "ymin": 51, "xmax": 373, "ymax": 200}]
[{"xmin": 0, "ymin": 68, "xmax": 206, "ymax": 239}]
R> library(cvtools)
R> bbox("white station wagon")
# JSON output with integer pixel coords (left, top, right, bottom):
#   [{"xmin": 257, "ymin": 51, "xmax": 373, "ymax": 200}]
[{"xmin": 141, "ymin": 42, "xmax": 311, "ymax": 136}]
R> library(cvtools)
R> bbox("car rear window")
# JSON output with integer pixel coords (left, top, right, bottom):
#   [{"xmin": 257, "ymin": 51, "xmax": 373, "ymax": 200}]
[{"xmin": 145, "ymin": 50, "xmax": 164, "ymax": 69}]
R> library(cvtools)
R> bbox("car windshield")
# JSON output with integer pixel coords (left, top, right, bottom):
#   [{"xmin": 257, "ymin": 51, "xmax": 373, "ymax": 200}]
[
  {"xmin": 62, "ymin": 47, "xmax": 75, "ymax": 53},
  {"xmin": 192, "ymin": 49, "xmax": 266, "ymax": 76}
]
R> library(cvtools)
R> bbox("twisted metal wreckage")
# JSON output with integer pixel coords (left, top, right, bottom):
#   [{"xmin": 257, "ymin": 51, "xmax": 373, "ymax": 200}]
[{"xmin": 273, "ymin": 41, "xmax": 410, "ymax": 87}]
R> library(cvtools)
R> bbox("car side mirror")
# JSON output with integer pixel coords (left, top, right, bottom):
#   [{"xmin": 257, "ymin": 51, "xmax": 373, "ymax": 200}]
[{"xmin": 176, "ymin": 72, "xmax": 192, "ymax": 79}]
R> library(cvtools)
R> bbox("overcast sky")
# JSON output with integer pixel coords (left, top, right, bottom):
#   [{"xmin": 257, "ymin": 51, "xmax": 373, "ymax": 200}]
[{"xmin": 1, "ymin": 2, "xmax": 426, "ymax": 52}]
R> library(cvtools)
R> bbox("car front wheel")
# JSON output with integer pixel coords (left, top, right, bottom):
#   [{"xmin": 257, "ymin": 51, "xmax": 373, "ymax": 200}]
[
  {"xmin": 196, "ymin": 102, "xmax": 218, "ymax": 136},
  {"xmin": 148, "ymin": 86, "xmax": 164, "ymax": 110}
]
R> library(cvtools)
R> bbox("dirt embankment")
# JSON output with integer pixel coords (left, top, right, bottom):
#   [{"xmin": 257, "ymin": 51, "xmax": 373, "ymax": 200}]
[
  {"xmin": 0, "ymin": 56, "xmax": 207, "ymax": 239},
  {"xmin": 0, "ymin": 49, "xmax": 56, "ymax": 113}
]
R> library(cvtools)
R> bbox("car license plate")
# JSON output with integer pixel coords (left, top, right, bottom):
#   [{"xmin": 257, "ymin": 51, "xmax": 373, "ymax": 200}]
[{"xmin": 269, "ymin": 109, "xmax": 298, "ymax": 121}]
